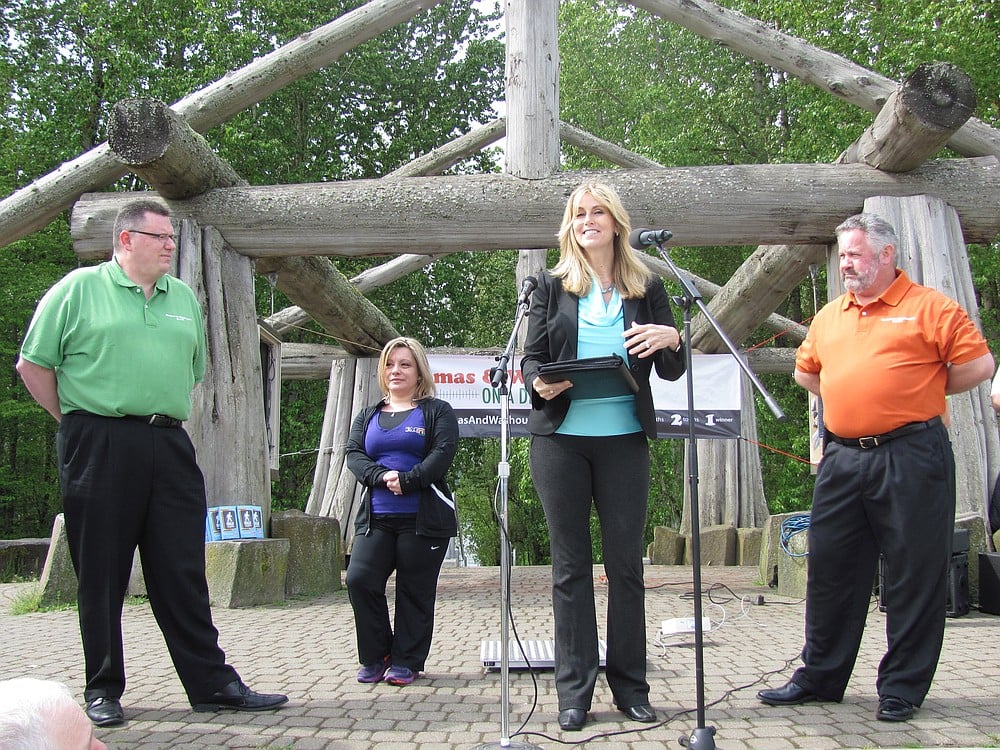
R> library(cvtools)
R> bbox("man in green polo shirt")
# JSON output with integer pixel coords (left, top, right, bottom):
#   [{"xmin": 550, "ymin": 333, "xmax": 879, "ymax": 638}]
[{"xmin": 16, "ymin": 199, "xmax": 287, "ymax": 727}]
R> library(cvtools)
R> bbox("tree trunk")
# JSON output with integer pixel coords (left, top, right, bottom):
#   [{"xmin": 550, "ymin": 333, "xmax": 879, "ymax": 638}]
[{"xmin": 181, "ymin": 224, "xmax": 272, "ymax": 527}]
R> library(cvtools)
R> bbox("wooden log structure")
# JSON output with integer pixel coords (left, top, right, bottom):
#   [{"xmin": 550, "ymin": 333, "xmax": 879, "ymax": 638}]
[
  {"xmin": 631, "ymin": 0, "xmax": 1000, "ymax": 159},
  {"xmin": 106, "ymin": 99, "xmax": 274, "ymax": 524},
  {"xmin": 69, "ymin": 158, "xmax": 1000, "ymax": 259},
  {"xmin": 678, "ymin": 61, "xmax": 981, "ymax": 534},
  {"xmin": 107, "ymin": 97, "xmax": 399, "ymax": 356},
  {"xmin": 0, "ymin": 0, "xmax": 445, "ymax": 249},
  {"xmin": 690, "ymin": 62, "xmax": 982, "ymax": 353}
]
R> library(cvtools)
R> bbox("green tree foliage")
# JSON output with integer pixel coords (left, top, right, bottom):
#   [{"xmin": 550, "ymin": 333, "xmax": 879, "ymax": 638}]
[{"xmin": 0, "ymin": 0, "xmax": 504, "ymax": 537}]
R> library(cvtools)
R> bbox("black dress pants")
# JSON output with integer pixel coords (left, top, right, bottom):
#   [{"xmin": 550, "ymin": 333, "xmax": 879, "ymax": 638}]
[
  {"xmin": 57, "ymin": 412, "xmax": 238, "ymax": 703},
  {"xmin": 529, "ymin": 431, "xmax": 651, "ymax": 712},
  {"xmin": 346, "ymin": 516, "xmax": 450, "ymax": 671},
  {"xmin": 792, "ymin": 423, "xmax": 955, "ymax": 706}
]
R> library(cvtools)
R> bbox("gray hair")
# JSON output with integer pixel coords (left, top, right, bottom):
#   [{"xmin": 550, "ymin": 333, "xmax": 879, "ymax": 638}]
[
  {"xmin": 0, "ymin": 677, "xmax": 75, "ymax": 750},
  {"xmin": 835, "ymin": 213, "xmax": 898, "ymax": 253},
  {"xmin": 112, "ymin": 198, "xmax": 172, "ymax": 253}
]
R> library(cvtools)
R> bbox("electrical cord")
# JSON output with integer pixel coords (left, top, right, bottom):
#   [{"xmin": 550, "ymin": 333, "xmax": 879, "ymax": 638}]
[{"xmin": 780, "ymin": 513, "xmax": 811, "ymax": 557}]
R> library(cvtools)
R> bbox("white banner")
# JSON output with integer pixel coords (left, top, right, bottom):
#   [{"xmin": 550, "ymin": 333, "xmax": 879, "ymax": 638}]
[{"xmin": 427, "ymin": 354, "xmax": 741, "ymax": 439}]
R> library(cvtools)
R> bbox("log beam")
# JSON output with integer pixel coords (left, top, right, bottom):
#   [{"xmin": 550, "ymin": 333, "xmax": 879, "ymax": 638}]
[
  {"xmin": 630, "ymin": 0, "xmax": 1000, "ymax": 159},
  {"xmin": 836, "ymin": 63, "xmax": 977, "ymax": 172},
  {"xmin": 255, "ymin": 255, "xmax": 397, "ymax": 356},
  {"xmin": 70, "ymin": 158, "xmax": 1000, "ymax": 259}
]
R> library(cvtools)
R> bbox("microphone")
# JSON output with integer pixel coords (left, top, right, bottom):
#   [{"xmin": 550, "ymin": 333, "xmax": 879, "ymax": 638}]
[
  {"xmin": 629, "ymin": 228, "xmax": 673, "ymax": 248},
  {"xmin": 516, "ymin": 275, "xmax": 538, "ymax": 306}
]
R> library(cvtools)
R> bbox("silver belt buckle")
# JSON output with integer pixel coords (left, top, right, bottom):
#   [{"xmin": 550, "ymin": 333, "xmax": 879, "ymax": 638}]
[{"xmin": 858, "ymin": 436, "xmax": 879, "ymax": 449}]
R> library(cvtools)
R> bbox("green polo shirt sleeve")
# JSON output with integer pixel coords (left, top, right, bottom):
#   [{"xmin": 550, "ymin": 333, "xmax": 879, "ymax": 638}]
[{"xmin": 20, "ymin": 260, "xmax": 206, "ymax": 420}]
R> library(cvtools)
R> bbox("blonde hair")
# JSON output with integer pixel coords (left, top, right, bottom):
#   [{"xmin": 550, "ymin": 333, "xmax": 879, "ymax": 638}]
[
  {"xmin": 377, "ymin": 337, "xmax": 436, "ymax": 401},
  {"xmin": 552, "ymin": 182, "xmax": 652, "ymax": 298}
]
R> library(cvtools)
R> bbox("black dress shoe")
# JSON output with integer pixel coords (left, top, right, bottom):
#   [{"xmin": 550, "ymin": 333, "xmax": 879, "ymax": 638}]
[
  {"xmin": 757, "ymin": 681, "xmax": 820, "ymax": 706},
  {"xmin": 191, "ymin": 680, "xmax": 289, "ymax": 712},
  {"xmin": 619, "ymin": 703, "xmax": 658, "ymax": 722},
  {"xmin": 876, "ymin": 695, "xmax": 915, "ymax": 722},
  {"xmin": 558, "ymin": 708, "xmax": 587, "ymax": 731},
  {"xmin": 85, "ymin": 697, "xmax": 125, "ymax": 727}
]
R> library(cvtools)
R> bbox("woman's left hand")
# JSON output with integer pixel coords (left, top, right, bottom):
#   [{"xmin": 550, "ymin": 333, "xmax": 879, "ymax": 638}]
[{"xmin": 624, "ymin": 321, "xmax": 680, "ymax": 358}]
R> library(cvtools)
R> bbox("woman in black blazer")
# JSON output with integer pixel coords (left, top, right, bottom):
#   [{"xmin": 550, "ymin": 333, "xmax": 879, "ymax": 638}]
[{"xmin": 521, "ymin": 182, "xmax": 685, "ymax": 731}]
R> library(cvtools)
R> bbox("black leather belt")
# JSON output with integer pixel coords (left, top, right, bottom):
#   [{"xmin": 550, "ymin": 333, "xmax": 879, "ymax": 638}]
[
  {"xmin": 68, "ymin": 411, "xmax": 182, "ymax": 428},
  {"xmin": 826, "ymin": 416, "xmax": 942, "ymax": 449},
  {"xmin": 122, "ymin": 414, "xmax": 183, "ymax": 428}
]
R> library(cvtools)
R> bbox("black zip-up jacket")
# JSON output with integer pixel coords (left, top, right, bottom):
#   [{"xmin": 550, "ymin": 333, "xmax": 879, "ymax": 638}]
[
  {"xmin": 520, "ymin": 271, "xmax": 686, "ymax": 438},
  {"xmin": 346, "ymin": 397, "xmax": 459, "ymax": 538}
]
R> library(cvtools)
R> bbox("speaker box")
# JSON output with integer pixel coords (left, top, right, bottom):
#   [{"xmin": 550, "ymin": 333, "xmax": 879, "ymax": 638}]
[
  {"xmin": 945, "ymin": 552, "xmax": 969, "ymax": 618},
  {"xmin": 875, "ymin": 551, "xmax": 970, "ymax": 617},
  {"xmin": 979, "ymin": 552, "xmax": 1000, "ymax": 615}
]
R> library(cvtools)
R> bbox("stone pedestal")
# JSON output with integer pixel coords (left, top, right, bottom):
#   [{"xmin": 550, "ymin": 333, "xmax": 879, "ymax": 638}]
[
  {"xmin": 648, "ymin": 526, "xmax": 684, "ymax": 564},
  {"xmin": 271, "ymin": 509, "xmax": 342, "ymax": 597},
  {"xmin": 683, "ymin": 524, "xmax": 737, "ymax": 566},
  {"xmin": 737, "ymin": 527, "xmax": 762, "ymax": 567},
  {"xmin": 38, "ymin": 514, "xmax": 77, "ymax": 607},
  {"xmin": 759, "ymin": 512, "xmax": 810, "ymax": 598},
  {"xmin": 37, "ymin": 514, "xmax": 291, "ymax": 609},
  {"xmin": 0, "ymin": 538, "xmax": 49, "ymax": 579},
  {"xmin": 204, "ymin": 539, "xmax": 289, "ymax": 608}
]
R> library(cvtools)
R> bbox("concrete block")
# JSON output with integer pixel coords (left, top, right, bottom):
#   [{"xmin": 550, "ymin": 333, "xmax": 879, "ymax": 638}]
[
  {"xmin": 270, "ymin": 509, "xmax": 342, "ymax": 596},
  {"xmin": 0, "ymin": 538, "xmax": 49, "ymax": 579},
  {"xmin": 759, "ymin": 512, "xmax": 810, "ymax": 591},
  {"xmin": 38, "ymin": 514, "xmax": 78, "ymax": 607},
  {"xmin": 776, "ymin": 539, "xmax": 809, "ymax": 599},
  {"xmin": 737, "ymin": 527, "xmax": 762, "ymax": 567},
  {"xmin": 127, "ymin": 551, "xmax": 147, "ymax": 598},
  {"xmin": 683, "ymin": 524, "xmax": 736, "ymax": 566},
  {"xmin": 204, "ymin": 539, "xmax": 289, "ymax": 608},
  {"xmin": 765, "ymin": 513, "xmax": 810, "ymax": 599},
  {"xmin": 647, "ymin": 526, "xmax": 684, "ymax": 565}
]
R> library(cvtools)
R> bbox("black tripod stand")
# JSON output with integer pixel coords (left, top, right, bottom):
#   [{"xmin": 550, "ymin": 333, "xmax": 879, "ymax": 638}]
[
  {"xmin": 651, "ymin": 241, "xmax": 785, "ymax": 750},
  {"xmin": 475, "ymin": 277, "xmax": 539, "ymax": 750}
]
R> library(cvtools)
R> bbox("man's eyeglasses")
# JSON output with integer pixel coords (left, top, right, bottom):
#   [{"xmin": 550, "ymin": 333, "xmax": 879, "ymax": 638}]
[{"xmin": 127, "ymin": 229, "xmax": 176, "ymax": 242}]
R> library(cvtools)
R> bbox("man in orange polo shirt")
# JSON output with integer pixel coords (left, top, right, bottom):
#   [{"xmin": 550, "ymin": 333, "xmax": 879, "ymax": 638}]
[{"xmin": 758, "ymin": 213, "xmax": 994, "ymax": 722}]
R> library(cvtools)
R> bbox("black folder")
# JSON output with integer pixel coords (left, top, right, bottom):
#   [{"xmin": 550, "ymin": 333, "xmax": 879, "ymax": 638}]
[{"xmin": 536, "ymin": 354, "xmax": 639, "ymax": 400}]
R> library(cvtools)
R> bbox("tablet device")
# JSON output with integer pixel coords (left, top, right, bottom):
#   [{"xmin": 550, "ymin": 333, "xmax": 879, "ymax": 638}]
[{"xmin": 536, "ymin": 354, "xmax": 639, "ymax": 400}]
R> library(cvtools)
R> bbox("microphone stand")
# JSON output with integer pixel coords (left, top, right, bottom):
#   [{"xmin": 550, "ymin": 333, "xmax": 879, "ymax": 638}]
[
  {"xmin": 475, "ymin": 294, "xmax": 538, "ymax": 750},
  {"xmin": 652, "ymin": 242, "xmax": 785, "ymax": 750}
]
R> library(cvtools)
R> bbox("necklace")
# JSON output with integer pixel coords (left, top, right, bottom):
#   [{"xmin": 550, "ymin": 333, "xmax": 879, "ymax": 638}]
[
  {"xmin": 385, "ymin": 400, "xmax": 414, "ymax": 415},
  {"xmin": 600, "ymin": 282, "xmax": 614, "ymax": 294}
]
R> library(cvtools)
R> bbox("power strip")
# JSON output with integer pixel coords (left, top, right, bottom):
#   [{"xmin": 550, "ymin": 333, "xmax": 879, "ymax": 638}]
[{"xmin": 661, "ymin": 617, "xmax": 712, "ymax": 636}]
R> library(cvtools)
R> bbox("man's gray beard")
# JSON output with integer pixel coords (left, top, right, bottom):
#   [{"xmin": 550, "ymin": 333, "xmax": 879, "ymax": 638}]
[{"xmin": 843, "ymin": 270, "xmax": 877, "ymax": 293}]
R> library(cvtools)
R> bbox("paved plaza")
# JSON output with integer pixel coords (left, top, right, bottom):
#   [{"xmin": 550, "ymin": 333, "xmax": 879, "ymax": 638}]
[{"xmin": 2, "ymin": 564, "xmax": 998, "ymax": 749}]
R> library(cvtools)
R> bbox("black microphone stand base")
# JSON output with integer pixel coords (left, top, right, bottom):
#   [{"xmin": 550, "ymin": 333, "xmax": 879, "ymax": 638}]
[{"xmin": 680, "ymin": 725, "xmax": 718, "ymax": 750}]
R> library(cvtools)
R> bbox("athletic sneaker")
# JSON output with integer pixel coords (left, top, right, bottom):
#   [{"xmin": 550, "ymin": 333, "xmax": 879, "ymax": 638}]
[
  {"xmin": 385, "ymin": 665, "xmax": 416, "ymax": 686},
  {"xmin": 357, "ymin": 655, "xmax": 390, "ymax": 683}
]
